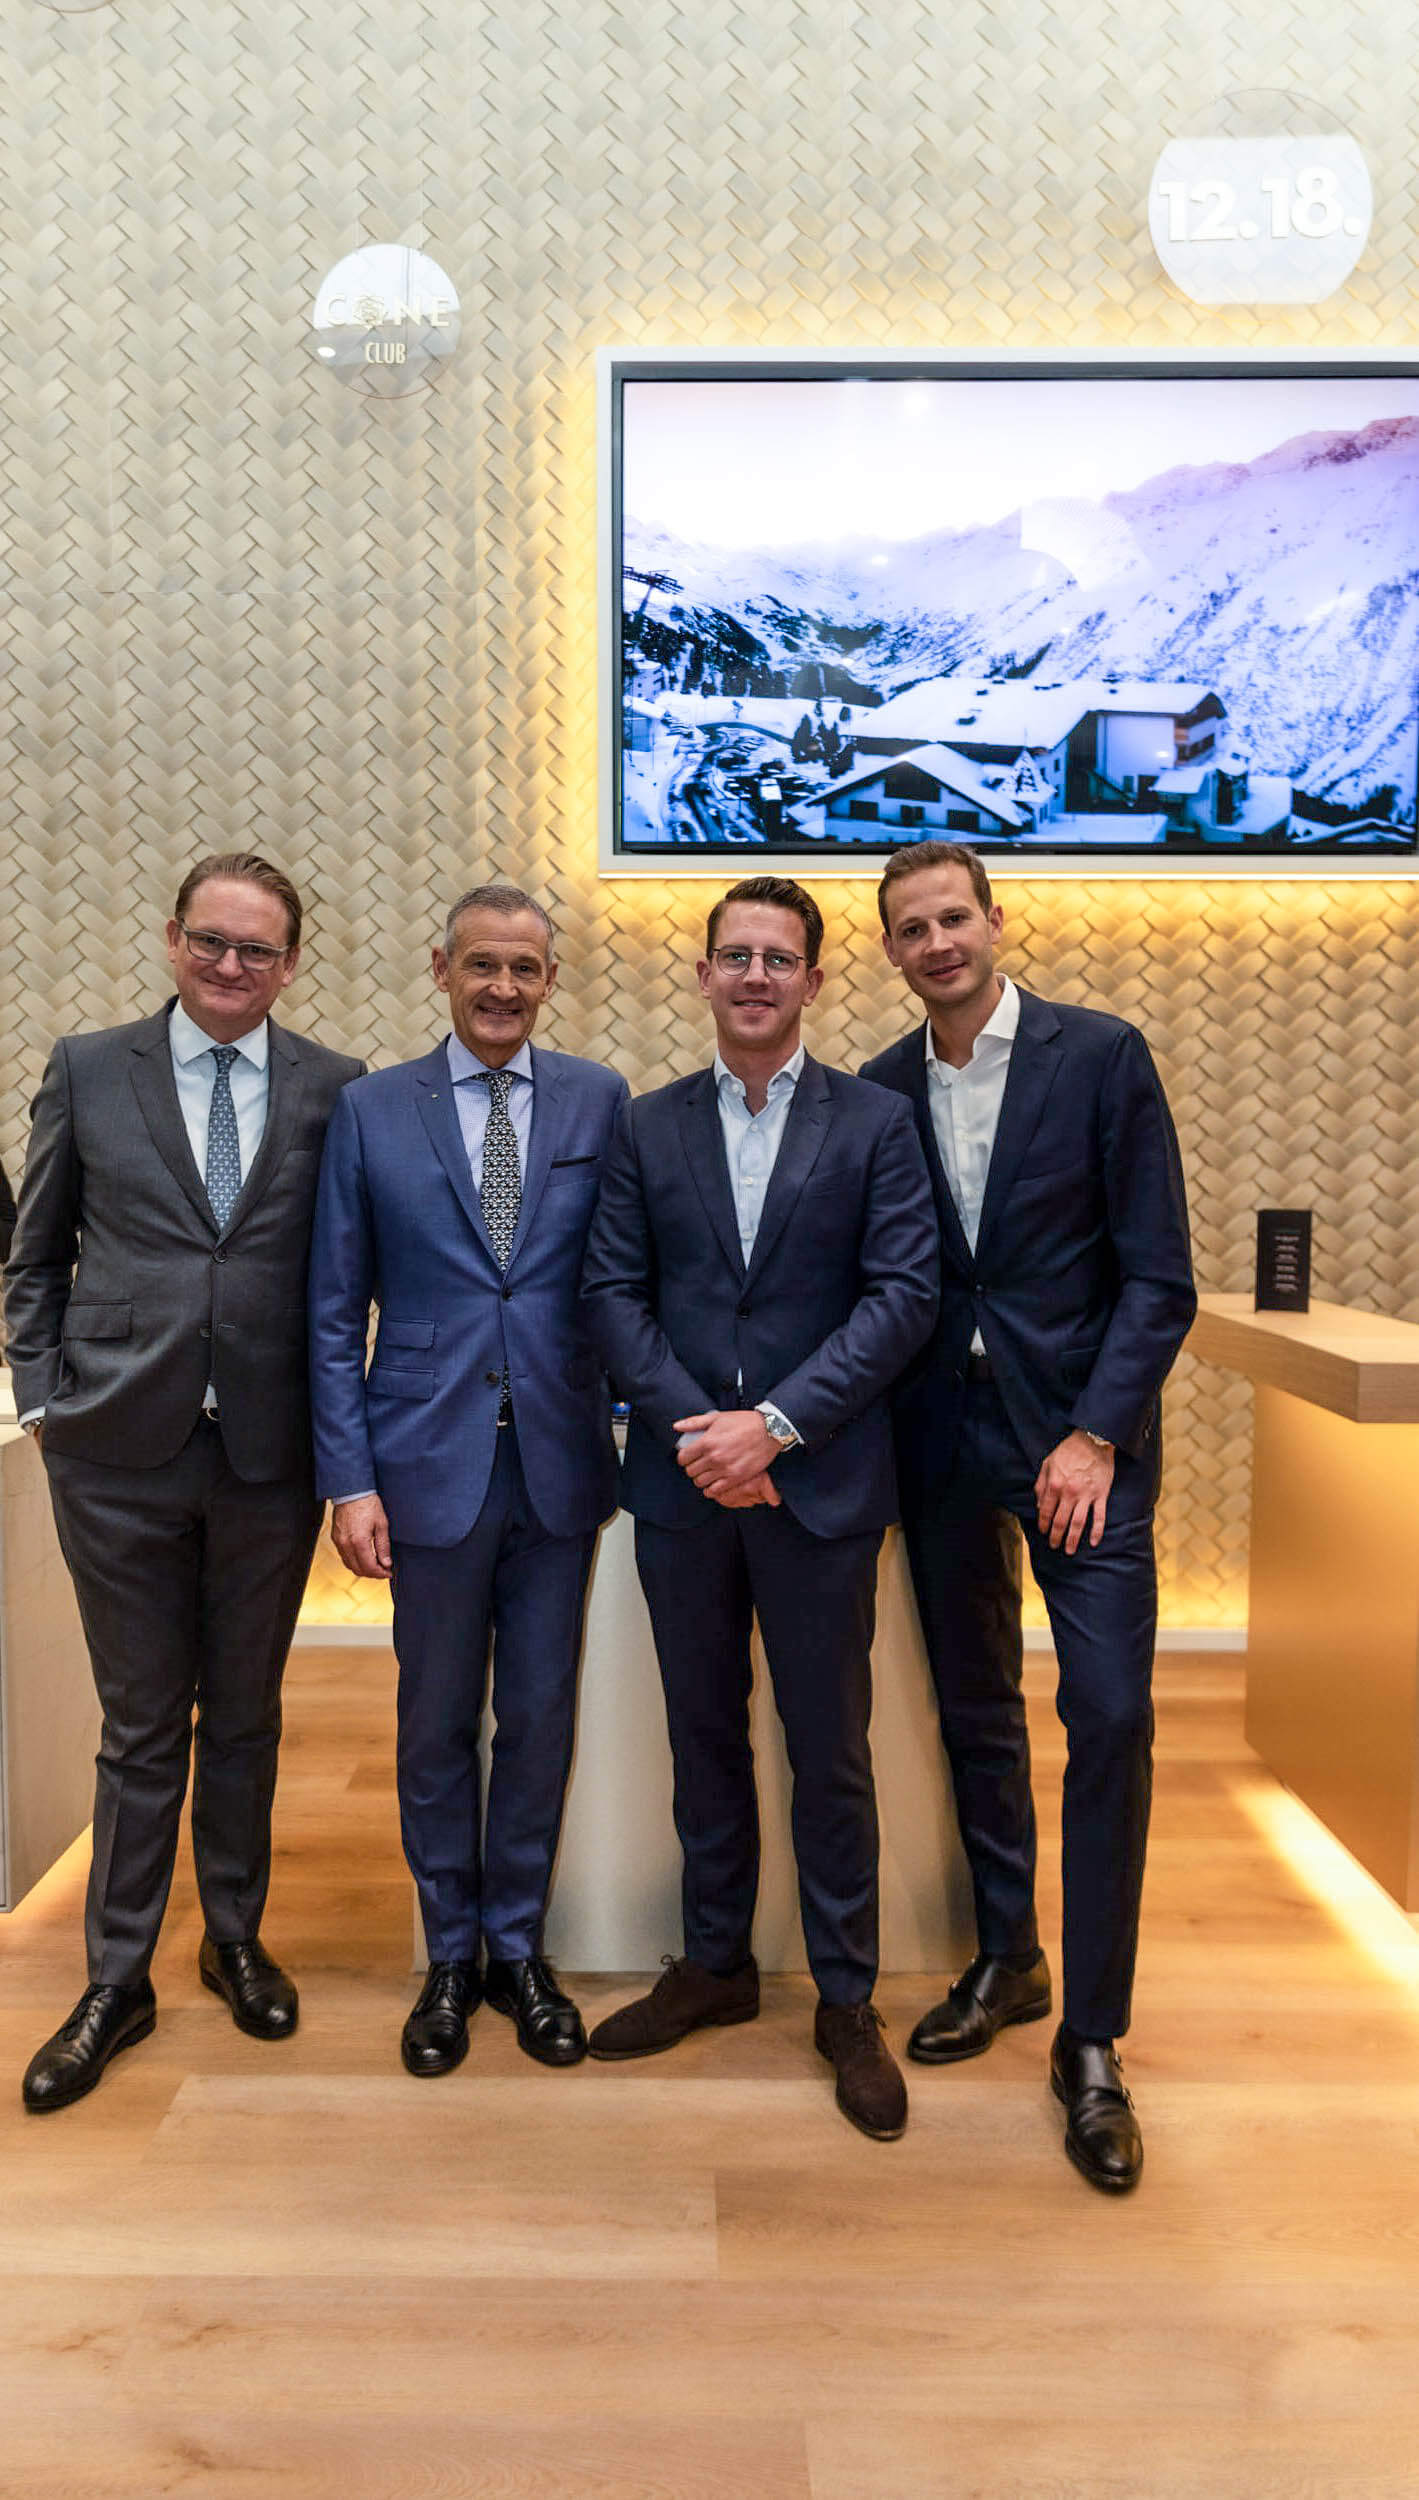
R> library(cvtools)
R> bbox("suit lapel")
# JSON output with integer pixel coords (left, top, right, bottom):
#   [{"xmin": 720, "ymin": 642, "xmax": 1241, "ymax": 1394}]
[
  {"xmin": 973, "ymin": 989, "xmax": 1063, "ymax": 1267},
  {"xmin": 413, "ymin": 1044, "xmax": 500, "ymax": 1266},
  {"xmin": 127, "ymin": 1006, "xmax": 215, "ymax": 1233},
  {"xmin": 222, "ymin": 1021, "xmax": 306, "ymax": 1240},
  {"xmin": 681, "ymin": 1069, "xmax": 746, "ymax": 1280},
  {"xmin": 743, "ymin": 1052, "xmax": 831, "ymax": 1286},
  {"xmin": 898, "ymin": 1025, "xmax": 974, "ymax": 1275},
  {"xmin": 504, "ymin": 1046, "xmax": 561, "ymax": 1271}
]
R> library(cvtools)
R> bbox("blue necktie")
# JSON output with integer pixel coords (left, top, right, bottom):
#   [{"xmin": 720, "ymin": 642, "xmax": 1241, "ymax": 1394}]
[
  {"xmin": 205, "ymin": 1044, "xmax": 242, "ymax": 1229},
  {"xmin": 479, "ymin": 1070, "xmax": 522, "ymax": 1268}
]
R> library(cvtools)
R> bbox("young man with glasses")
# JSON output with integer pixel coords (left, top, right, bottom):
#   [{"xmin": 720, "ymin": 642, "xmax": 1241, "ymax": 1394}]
[
  {"xmin": 582, "ymin": 875, "xmax": 938, "ymax": 2139},
  {"xmin": 5, "ymin": 852, "xmax": 363, "ymax": 2110},
  {"xmin": 308, "ymin": 886, "xmax": 628, "ymax": 2077}
]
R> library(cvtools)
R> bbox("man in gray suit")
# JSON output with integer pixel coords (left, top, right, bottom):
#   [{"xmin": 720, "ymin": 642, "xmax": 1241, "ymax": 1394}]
[{"xmin": 4, "ymin": 852, "xmax": 363, "ymax": 2112}]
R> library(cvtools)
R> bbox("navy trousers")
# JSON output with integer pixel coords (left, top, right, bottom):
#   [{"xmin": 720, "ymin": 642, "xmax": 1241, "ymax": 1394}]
[
  {"xmin": 634, "ymin": 1502, "xmax": 883, "ymax": 2006},
  {"xmin": 900, "ymin": 1379, "xmax": 1158, "ymax": 2041},
  {"xmin": 390, "ymin": 1423, "xmax": 596, "ymax": 1964}
]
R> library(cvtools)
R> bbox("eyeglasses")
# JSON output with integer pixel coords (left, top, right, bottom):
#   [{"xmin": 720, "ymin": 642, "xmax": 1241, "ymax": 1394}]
[
  {"xmin": 179, "ymin": 922, "xmax": 290, "ymax": 971},
  {"xmin": 710, "ymin": 946, "xmax": 806, "ymax": 981}
]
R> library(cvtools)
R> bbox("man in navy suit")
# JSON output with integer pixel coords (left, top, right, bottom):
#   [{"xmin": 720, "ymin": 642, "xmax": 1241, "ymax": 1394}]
[
  {"xmin": 308, "ymin": 885, "xmax": 627, "ymax": 2075},
  {"xmin": 581, "ymin": 876, "xmax": 938, "ymax": 2140},
  {"xmin": 862, "ymin": 842, "xmax": 1195, "ymax": 2193}
]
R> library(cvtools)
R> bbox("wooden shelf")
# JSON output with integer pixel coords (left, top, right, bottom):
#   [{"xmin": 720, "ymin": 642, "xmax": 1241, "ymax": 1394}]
[{"xmin": 1188, "ymin": 1292, "xmax": 1419, "ymax": 1424}]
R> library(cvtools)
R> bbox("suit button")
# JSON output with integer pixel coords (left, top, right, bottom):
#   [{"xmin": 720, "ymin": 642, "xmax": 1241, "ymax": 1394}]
[
  {"xmin": 736, "ymin": 1301, "xmax": 751, "ymax": 1317},
  {"xmin": 501, "ymin": 1286, "xmax": 512, "ymax": 1301},
  {"xmin": 483, "ymin": 1370, "xmax": 501, "ymax": 1386},
  {"xmin": 212, "ymin": 1248, "xmax": 227, "ymax": 1263}
]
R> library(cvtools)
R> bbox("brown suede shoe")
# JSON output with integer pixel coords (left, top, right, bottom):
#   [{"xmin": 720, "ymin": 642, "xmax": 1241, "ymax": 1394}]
[
  {"xmin": 587, "ymin": 1955, "xmax": 759, "ymax": 2059},
  {"xmin": 814, "ymin": 2001, "xmax": 908, "ymax": 2141}
]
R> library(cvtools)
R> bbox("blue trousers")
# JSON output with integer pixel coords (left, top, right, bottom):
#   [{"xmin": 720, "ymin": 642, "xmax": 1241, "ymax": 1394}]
[
  {"xmin": 390, "ymin": 1424, "xmax": 595, "ymax": 1963},
  {"xmin": 635, "ymin": 1501, "xmax": 883, "ymax": 2006},
  {"xmin": 900, "ymin": 1380, "xmax": 1158, "ymax": 2040}
]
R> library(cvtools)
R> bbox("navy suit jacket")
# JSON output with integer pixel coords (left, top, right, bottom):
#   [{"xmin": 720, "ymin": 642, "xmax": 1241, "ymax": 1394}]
[
  {"xmin": 861, "ymin": 991, "xmax": 1196, "ymax": 1492},
  {"xmin": 308, "ymin": 1041, "xmax": 628, "ymax": 1547},
  {"xmin": 580, "ymin": 1053, "xmax": 939, "ymax": 1537}
]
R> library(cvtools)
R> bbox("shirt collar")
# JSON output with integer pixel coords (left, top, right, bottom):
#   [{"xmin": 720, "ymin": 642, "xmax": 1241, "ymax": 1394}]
[
  {"xmin": 925, "ymin": 976, "xmax": 1018, "ymax": 1080},
  {"xmin": 446, "ymin": 1033, "xmax": 534, "ymax": 1086},
  {"xmin": 169, "ymin": 998, "xmax": 270, "ymax": 1071},
  {"xmin": 713, "ymin": 1041, "xmax": 805, "ymax": 1106}
]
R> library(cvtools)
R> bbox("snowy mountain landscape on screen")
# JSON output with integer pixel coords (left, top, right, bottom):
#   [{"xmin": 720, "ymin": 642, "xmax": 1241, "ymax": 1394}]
[{"xmin": 623, "ymin": 414, "xmax": 1419, "ymax": 834}]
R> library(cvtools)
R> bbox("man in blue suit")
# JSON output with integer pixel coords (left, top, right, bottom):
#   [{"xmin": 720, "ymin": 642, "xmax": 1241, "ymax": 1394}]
[
  {"xmin": 863, "ymin": 842, "xmax": 1195, "ymax": 2193},
  {"xmin": 582, "ymin": 876, "xmax": 938, "ymax": 2141},
  {"xmin": 308, "ymin": 885, "xmax": 627, "ymax": 2075}
]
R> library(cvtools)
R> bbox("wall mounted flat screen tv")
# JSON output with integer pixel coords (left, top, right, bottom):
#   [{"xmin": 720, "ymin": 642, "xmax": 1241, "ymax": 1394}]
[{"xmin": 600, "ymin": 353, "xmax": 1419, "ymax": 875}]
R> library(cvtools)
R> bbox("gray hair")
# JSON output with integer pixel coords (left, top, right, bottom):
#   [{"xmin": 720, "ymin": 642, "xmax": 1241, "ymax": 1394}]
[{"xmin": 442, "ymin": 883, "xmax": 556, "ymax": 961}]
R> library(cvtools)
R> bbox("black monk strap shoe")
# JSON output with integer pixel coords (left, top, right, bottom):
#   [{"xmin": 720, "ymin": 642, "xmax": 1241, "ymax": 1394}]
[
  {"xmin": 401, "ymin": 1959, "xmax": 481, "ymax": 2077},
  {"xmin": 814, "ymin": 2001, "xmax": 908, "ymax": 2141},
  {"xmin": 907, "ymin": 1949, "xmax": 1052, "ymax": 2065},
  {"xmin": 587, "ymin": 1954, "xmax": 760, "ymax": 2059},
  {"xmin": 199, "ymin": 1935, "xmax": 300, "ymax": 2040},
  {"xmin": 22, "ymin": 1979, "xmax": 157, "ymax": 2114},
  {"xmin": 484, "ymin": 1955, "xmax": 587, "ymax": 2067},
  {"xmin": 1050, "ymin": 2024, "xmax": 1143, "ymax": 2194}
]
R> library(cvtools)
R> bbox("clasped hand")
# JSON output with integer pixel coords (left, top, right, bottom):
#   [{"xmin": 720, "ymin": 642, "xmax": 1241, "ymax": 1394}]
[{"xmin": 674, "ymin": 1408, "xmax": 782, "ymax": 1509}]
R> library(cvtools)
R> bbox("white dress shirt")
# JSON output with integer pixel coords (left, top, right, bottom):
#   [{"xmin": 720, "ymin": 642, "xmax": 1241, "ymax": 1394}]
[
  {"xmin": 709, "ymin": 1043, "xmax": 803, "ymax": 1447},
  {"xmin": 925, "ymin": 975, "xmax": 1019, "ymax": 1354},
  {"xmin": 446, "ymin": 1032, "xmax": 535, "ymax": 1182}
]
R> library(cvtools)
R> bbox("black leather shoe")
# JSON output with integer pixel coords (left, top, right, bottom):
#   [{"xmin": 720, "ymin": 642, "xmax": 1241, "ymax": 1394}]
[
  {"xmin": 1050, "ymin": 2024, "xmax": 1143, "ymax": 2194},
  {"xmin": 22, "ymin": 1980, "xmax": 157, "ymax": 2113},
  {"xmin": 908, "ymin": 1950, "xmax": 1052, "ymax": 2065},
  {"xmin": 484, "ymin": 1955, "xmax": 587, "ymax": 2067},
  {"xmin": 199, "ymin": 1935, "xmax": 299, "ymax": 2040},
  {"xmin": 401, "ymin": 1960, "xmax": 480, "ymax": 2077}
]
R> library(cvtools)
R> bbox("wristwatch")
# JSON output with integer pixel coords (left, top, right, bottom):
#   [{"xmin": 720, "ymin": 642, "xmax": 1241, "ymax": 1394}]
[{"xmin": 757, "ymin": 1403, "xmax": 800, "ymax": 1451}]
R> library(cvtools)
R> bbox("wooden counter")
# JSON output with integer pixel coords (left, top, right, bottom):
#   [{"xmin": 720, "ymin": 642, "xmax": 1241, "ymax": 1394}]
[{"xmin": 1189, "ymin": 1293, "xmax": 1419, "ymax": 1908}]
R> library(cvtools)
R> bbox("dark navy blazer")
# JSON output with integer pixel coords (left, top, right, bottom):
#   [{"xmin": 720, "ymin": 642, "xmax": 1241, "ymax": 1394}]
[
  {"xmin": 308, "ymin": 1042, "xmax": 628, "ymax": 1547},
  {"xmin": 861, "ymin": 990, "xmax": 1196, "ymax": 1491},
  {"xmin": 580, "ymin": 1053, "xmax": 939, "ymax": 1538}
]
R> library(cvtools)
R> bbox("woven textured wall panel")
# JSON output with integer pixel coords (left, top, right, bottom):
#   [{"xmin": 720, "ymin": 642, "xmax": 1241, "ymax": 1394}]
[{"xmin": 3, "ymin": 0, "xmax": 1416, "ymax": 1626}]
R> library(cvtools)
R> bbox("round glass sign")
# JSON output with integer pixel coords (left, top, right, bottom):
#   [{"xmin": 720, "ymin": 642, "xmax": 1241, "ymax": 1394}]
[{"xmin": 310, "ymin": 246, "xmax": 460, "ymax": 397}]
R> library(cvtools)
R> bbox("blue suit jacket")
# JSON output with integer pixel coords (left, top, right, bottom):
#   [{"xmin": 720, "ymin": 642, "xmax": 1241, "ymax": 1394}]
[
  {"xmin": 861, "ymin": 991, "xmax": 1196, "ymax": 1491},
  {"xmin": 580, "ymin": 1053, "xmax": 939, "ymax": 1537},
  {"xmin": 308, "ymin": 1042, "xmax": 629, "ymax": 1547}
]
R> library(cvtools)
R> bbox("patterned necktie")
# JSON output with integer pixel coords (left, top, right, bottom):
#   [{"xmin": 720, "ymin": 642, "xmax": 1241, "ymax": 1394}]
[
  {"xmin": 479, "ymin": 1069, "xmax": 522, "ymax": 1268},
  {"xmin": 206, "ymin": 1044, "xmax": 242, "ymax": 1229}
]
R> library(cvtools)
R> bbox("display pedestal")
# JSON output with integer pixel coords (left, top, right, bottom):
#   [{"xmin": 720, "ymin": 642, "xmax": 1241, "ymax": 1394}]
[
  {"xmin": 1190, "ymin": 1294, "xmax": 1419, "ymax": 1908},
  {"xmin": 0, "ymin": 1382, "xmax": 101, "ymax": 1910}
]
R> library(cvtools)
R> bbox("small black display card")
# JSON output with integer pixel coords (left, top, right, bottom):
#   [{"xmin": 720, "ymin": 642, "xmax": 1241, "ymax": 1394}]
[{"xmin": 1255, "ymin": 1209, "xmax": 1312, "ymax": 1313}]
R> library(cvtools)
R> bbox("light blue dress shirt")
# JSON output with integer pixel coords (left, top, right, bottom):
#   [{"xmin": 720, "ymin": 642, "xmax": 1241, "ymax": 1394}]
[
  {"xmin": 447, "ymin": 1032, "xmax": 534, "ymax": 1183},
  {"xmin": 713, "ymin": 1042, "xmax": 804, "ymax": 1266},
  {"xmin": 710, "ymin": 1042, "xmax": 804, "ymax": 1446},
  {"xmin": 170, "ymin": 1001, "xmax": 271, "ymax": 1415},
  {"xmin": 169, "ymin": 998, "xmax": 271, "ymax": 1186},
  {"xmin": 331, "ymin": 1037, "xmax": 535, "ymax": 1505}
]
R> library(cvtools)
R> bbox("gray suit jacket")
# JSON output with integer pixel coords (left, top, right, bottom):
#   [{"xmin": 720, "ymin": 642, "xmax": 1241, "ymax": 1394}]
[{"xmin": 3, "ymin": 1002, "xmax": 363, "ymax": 1481}]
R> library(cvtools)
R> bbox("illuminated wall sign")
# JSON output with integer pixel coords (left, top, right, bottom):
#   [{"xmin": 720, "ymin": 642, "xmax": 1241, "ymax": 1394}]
[
  {"xmin": 310, "ymin": 245, "xmax": 461, "ymax": 397},
  {"xmin": 1149, "ymin": 95, "xmax": 1371, "ymax": 305}
]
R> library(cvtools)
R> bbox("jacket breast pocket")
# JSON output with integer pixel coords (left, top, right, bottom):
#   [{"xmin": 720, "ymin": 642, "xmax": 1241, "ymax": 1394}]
[
  {"xmin": 63, "ymin": 1302, "xmax": 132, "ymax": 1340},
  {"xmin": 376, "ymin": 1319, "xmax": 436, "ymax": 1353}
]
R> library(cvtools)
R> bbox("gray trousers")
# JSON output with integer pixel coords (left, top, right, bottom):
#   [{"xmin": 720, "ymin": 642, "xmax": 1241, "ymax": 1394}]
[{"xmin": 44, "ymin": 1417, "xmax": 321, "ymax": 1986}]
